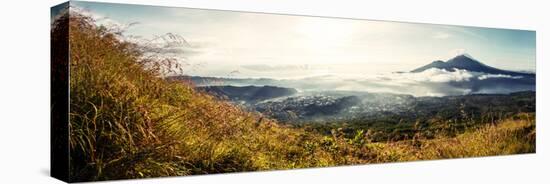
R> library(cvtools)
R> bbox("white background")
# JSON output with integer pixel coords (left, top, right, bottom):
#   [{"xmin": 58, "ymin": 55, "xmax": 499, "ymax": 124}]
[{"xmin": 0, "ymin": 0, "xmax": 547, "ymax": 183}]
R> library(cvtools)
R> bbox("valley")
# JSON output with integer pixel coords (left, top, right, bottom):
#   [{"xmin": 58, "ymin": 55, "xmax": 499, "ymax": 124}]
[{"xmin": 180, "ymin": 55, "xmax": 536, "ymax": 142}]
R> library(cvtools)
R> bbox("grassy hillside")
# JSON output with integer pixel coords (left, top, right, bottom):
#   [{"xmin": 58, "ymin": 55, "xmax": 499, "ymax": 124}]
[
  {"xmin": 367, "ymin": 117, "xmax": 535, "ymax": 163},
  {"xmin": 54, "ymin": 13, "xmax": 535, "ymax": 182},
  {"xmin": 61, "ymin": 12, "xmax": 342, "ymax": 182}
]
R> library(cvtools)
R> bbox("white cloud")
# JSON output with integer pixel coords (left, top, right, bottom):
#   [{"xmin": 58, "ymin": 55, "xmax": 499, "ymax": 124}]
[
  {"xmin": 378, "ymin": 68, "xmax": 524, "ymax": 84},
  {"xmin": 376, "ymin": 68, "xmax": 474, "ymax": 83},
  {"xmin": 433, "ymin": 32, "xmax": 451, "ymax": 39},
  {"xmin": 407, "ymin": 68, "xmax": 474, "ymax": 82},
  {"xmin": 477, "ymin": 74, "xmax": 523, "ymax": 80}
]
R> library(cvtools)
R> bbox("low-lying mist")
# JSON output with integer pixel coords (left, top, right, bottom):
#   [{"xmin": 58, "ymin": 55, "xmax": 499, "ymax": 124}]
[{"xmin": 189, "ymin": 68, "xmax": 535, "ymax": 97}]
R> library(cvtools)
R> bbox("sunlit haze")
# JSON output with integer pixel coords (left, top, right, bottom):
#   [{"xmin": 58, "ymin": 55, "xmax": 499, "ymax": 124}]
[{"xmin": 72, "ymin": 1, "xmax": 536, "ymax": 80}]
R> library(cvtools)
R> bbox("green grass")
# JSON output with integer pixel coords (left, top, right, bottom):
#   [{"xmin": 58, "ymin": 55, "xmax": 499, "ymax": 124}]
[{"xmin": 54, "ymin": 12, "xmax": 536, "ymax": 182}]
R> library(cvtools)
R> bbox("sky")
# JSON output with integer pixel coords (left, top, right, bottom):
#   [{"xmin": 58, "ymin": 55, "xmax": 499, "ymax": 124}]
[{"xmin": 70, "ymin": 1, "xmax": 536, "ymax": 79}]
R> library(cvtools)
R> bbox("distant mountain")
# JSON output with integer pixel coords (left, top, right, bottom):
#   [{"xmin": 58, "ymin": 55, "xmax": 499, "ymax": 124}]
[
  {"xmin": 167, "ymin": 75, "xmax": 280, "ymax": 87},
  {"xmin": 197, "ymin": 85, "xmax": 297, "ymax": 102},
  {"xmin": 411, "ymin": 54, "xmax": 534, "ymax": 77}
]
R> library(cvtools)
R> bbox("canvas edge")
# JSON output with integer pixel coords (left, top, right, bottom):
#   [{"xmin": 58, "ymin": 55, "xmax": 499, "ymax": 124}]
[{"xmin": 51, "ymin": 1, "xmax": 71, "ymax": 183}]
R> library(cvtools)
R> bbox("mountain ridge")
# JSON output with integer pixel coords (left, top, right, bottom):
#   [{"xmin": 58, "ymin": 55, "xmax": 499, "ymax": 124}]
[{"xmin": 197, "ymin": 85, "xmax": 298, "ymax": 102}]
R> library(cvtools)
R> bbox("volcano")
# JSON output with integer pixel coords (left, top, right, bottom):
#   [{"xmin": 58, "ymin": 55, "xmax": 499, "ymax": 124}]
[{"xmin": 411, "ymin": 54, "xmax": 534, "ymax": 77}]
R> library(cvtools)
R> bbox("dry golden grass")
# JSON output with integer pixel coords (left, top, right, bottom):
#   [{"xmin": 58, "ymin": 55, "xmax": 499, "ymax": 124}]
[
  {"xmin": 365, "ymin": 116, "xmax": 536, "ymax": 163},
  {"xmin": 417, "ymin": 117, "xmax": 535, "ymax": 159}
]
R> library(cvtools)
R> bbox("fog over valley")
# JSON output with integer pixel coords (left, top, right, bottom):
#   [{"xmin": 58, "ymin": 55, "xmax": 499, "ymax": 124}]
[{"xmin": 177, "ymin": 55, "xmax": 534, "ymax": 97}]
